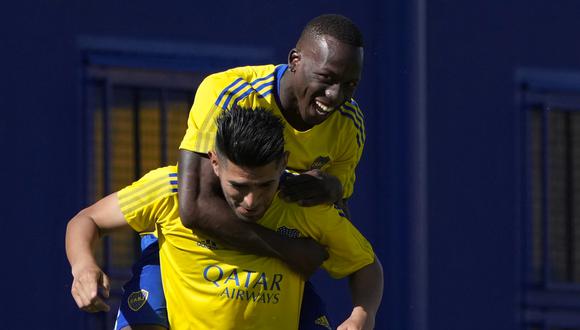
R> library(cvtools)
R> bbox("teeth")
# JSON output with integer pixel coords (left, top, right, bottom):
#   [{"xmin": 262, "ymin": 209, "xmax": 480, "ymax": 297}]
[{"xmin": 315, "ymin": 100, "xmax": 333, "ymax": 113}]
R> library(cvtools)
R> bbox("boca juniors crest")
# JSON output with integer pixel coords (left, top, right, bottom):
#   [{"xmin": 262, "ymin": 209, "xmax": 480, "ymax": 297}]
[{"xmin": 127, "ymin": 289, "xmax": 149, "ymax": 311}]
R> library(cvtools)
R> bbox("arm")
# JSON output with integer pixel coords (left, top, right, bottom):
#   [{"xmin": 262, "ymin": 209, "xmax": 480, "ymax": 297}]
[
  {"xmin": 65, "ymin": 193, "xmax": 129, "ymax": 313},
  {"xmin": 338, "ymin": 257, "xmax": 384, "ymax": 330},
  {"xmin": 178, "ymin": 150, "xmax": 328, "ymax": 278}
]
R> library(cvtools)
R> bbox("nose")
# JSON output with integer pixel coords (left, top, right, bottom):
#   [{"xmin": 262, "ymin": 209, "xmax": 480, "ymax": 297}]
[
  {"xmin": 325, "ymin": 83, "xmax": 342, "ymax": 102},
  {"xmin": 243, "ymin": 192, "xmax": 258, "ymax": 210}
]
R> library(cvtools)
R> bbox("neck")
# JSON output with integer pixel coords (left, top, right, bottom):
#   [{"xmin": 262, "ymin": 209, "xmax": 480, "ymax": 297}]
[{"xmin": 278, "ymin": 69, "xmax": 313, "ymax": 131}]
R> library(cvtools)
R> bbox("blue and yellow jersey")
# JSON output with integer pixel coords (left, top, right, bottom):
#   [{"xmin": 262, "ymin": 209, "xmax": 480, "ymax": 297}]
[
  {"xmin": 179, "ymin": 64, "xmax": 365, "ymax": 198},
  {"xmin": 117, "ymin": 166, "xmax": 375, "ymax": 330}
]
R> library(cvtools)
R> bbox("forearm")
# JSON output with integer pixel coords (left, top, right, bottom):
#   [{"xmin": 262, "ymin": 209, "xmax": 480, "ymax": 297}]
[
  {"xmin": 65, "ymin": 212, "xmax": 100, "ymax": 274},
  {"xmin": 348, "ymin": 257, "xmax": 384, "ymax": 326},
  {"xmin": 193, "ymin": 193, "xmax": 286, "ymax": 256}
]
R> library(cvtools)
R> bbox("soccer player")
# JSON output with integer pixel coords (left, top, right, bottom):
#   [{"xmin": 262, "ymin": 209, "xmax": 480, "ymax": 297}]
[
  {"xmin": 67, "ymin": 108, "xmax": 383, "ymax": 330},
  {"xmin": 114, "ymin": 13, "xmax": 366, "ymax": 329}
]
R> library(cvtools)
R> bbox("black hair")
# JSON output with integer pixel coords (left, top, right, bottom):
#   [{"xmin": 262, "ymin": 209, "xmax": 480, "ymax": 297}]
[
  {"xmin": 300, "ymin": 14, "xmax": 364, "ymax": 47},
  {"xmin": 215, "ymin": 106, "xmax": 285, "ymax": 167}
]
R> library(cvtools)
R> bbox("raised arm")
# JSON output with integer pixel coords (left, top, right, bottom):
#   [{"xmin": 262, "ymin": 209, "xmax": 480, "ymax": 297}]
[
  {"xmin": 65, "ymin": 193, "xmax": 129, "ymax": 313},
  {"xmin": 178, "ymin": 149, "xmax": 328, "ymax": 278},
  {"xmin": 338, "ymin": 257, "xmax": 384, "ymax": 330}
]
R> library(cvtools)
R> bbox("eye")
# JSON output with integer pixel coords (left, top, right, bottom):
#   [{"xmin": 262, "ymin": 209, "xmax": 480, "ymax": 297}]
[
  {"xmin": 315, "ymin": 73, "xmax": 332, "ymax": 82},
  {"xmin": 230, "ymin": 183, "xmax": 245, "ymax": 190},
  {"xmin": 260, "ymin": 182, "xmax": 275, "ymax": 188}
]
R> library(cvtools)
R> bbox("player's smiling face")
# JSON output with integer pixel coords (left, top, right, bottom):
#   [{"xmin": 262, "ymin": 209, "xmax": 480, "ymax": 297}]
[
  {"xmin": 290, "ymin": 35, "xmax": 363, "ymax": 128},
  {"xmin": 209, "ymin": 152, "xmax": 286, "ymax": 222}
]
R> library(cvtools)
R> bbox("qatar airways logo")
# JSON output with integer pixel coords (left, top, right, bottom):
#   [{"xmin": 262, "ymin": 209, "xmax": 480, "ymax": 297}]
[{"xmin": 203, "ymin": 265, "xmax": 283, "ymax": 304}]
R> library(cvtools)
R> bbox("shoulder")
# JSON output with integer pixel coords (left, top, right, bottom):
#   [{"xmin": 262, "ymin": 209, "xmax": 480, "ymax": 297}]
[
  {"xmin": 327, "ymin": 98, "xmax": 366, "ymax": 147},
  {"xmin": 335, "ymin": 99, "xmax": 365, "ymax": 131},
  {"xmin": 118, "ymin": 166, "xmax": 179, "ymax": 213},
  {"xmin": 202, "ymin": 64, "xmax": 276, "ymax": 88},
  {"xmin": 201, "ymin": 64, "xmax": 277, "ymax": 109}
]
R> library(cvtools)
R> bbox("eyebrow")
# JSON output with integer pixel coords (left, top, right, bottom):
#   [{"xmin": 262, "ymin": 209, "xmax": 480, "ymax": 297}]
[{"xmin": 228, "ymin": 179, "xmax": 277, "ymax": 186}]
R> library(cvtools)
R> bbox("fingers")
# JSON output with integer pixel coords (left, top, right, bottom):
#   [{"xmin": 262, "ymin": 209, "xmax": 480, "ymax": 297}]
[
  {"xmin": 90, "ymin": 297, "xmax": 111, "ymax": 312},
  {"xmin": 100, "ymin": 273, "xmax": 110, "ymax": 299},
  {"xmin": 70, "ymin": 270, "xmax": 111, "ymax": 313},
  {"xmin": 280, "ymin": 178, "xmax": 322, "ymax": 201}
]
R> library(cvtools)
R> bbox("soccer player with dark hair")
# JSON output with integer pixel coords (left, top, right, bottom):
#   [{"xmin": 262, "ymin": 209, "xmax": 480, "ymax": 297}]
[
  {"xmin": 67, "ymin": 107, "xmax": 383, "ymax": 330},
  {"xmin": 70, "ymin": 13, "xmax": 369, "ymax": 330}
]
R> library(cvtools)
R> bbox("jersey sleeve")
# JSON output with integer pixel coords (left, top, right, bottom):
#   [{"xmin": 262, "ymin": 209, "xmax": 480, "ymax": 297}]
[
  {"xmin": 326, "ymin": 100, "xmax": 366, "ymax": 199},
  {"xmin": 117, "ymin": 166, "xmax": 179, "ymax": 233},
  {"xmin": 299, "ymin": 204, "xmax": 374, "ymax": 279},
  {"xmin": 179, "ymin": 74, "xmax": 227, "ymax": 153}
]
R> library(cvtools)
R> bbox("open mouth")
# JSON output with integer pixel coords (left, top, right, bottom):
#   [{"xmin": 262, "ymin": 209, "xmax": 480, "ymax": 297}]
[{"xmin": 313, "ymin": 100, "xmax": 334, "ymax": 116}]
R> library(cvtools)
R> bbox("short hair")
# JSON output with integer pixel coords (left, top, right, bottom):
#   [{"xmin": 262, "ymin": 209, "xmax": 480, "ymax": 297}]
[
  {"xmin": 300, "ymin": 14, "xmax": 364, "ymax": 47},
  {"xmin": 215, "ymin": 107, "xmax": 285, "ymax": 167}
]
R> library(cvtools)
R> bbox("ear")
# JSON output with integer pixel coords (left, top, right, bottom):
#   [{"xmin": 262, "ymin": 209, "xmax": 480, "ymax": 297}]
[
  {"xmin": 287, "ymin": 48, "xmax": 300, "ymax": 69},
  {"xmin": 208, "ymin": 150, "xmax": 220, "ymax": 177}
]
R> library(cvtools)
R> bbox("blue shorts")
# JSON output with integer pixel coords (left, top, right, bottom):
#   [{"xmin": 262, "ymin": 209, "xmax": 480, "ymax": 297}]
[
  {"xmin": 115, "ymin": 235, "xmax": 168, "ymax": 330},
  {"xmin": 116, "ymin": 235, "xmax": 332, "ymax": 330}
]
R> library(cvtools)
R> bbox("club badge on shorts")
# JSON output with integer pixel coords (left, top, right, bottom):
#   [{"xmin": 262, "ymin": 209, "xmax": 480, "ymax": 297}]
[{"xmin": 127, "ymin": 289, "xmax": 149, "ymax": 311}]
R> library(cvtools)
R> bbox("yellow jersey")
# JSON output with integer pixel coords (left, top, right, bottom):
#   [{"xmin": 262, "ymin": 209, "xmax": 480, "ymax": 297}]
[
  {"xmin": 118, "ymin": 166, "xmax": 375, "ymax": 330},
  {"xmin": 179, "ymin": 64, "xmax": 365, "ymax": 198}
]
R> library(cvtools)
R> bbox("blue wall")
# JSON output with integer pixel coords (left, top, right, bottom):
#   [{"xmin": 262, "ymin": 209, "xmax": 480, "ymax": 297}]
[
  {"xmin": 427, "ymin": 1, "xmax": 580, "ymax": 330},
  {"xmin": 2, "ymin": 0, "xmax": 580, "ymax": 329}
]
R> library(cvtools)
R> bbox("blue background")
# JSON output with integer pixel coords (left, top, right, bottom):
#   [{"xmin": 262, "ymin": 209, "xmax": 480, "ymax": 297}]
[{"xmin": 2, "ymin": 0, "xmax": 580, "ymax": 329}]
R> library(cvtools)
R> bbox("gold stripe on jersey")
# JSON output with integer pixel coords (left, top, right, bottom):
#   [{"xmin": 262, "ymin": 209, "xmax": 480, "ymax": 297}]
[
  {"xmin": 193, "ymin": 104, "xmax": 221, "ymax": 153},
  {"xmin": 118, "ymin": 169, "xmax": 178, "ymax": 215}
]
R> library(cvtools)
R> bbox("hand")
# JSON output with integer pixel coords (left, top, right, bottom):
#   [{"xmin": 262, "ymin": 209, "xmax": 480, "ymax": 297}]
[
  {"xmin": 70, "ymin": 264, "xmax": 111, "ymax": 313},
  {"xmin": 337, "ymin": 307, "xmax": 374, "ymax": 330},
  {"xmin": 283, "ymin": 237, "xmax": 329, "ymax": 278},
  {"xmin": 279, "ymin": 169, "xmax": 342, "ymax": 206}
]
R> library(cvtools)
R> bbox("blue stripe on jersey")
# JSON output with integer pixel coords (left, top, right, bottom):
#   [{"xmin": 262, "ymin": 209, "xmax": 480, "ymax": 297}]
[
  {"xmin": 220, "ymin": 74, "xmax": 275, "ymax": 110},
  {"xmin": 171, "ymin": 188, "xmax": 178, "ymax": 193},
  {"xmin": 215, "ymin": 78, "xmax": 244, "ymax": 107},
  {"xmin": 333, "ymin": 205, "xmax": 348, "ymax": 218},
  {"xmin": 337, "ymin": 108, "xmax": 362, "ymax": 147},
  {"xmin": 258, "ymin": 88, "xmax": 273, "ymax": 98},
  {"xmin": 349, "ymin": 99, "xmax": 362, "ymax": 113},
  {"xmin": 255, "ymin": 81, "xmax": 273, "ymax": 93},
  {"xmin": 251, "ymin": 73, "xmax": 275, "ymax": 86},
  {"xmin": 223, "ymin": 82, "xmax": 252, "ymax": 110},
  {"xmin": 231, "ymin": 88, "xmax": 255, "ymax": 109},
  {"xmin": 342, "ymin": 102, "xmax": 364, "ymax": 129},
  {"xmin": 276, "ymin": 64, "xmax": 288, "ymax": 96},
  {"xmin": 170, "ymin": 180, "xmax": 178, "ymax": 185},
  {"xmin": 168, "ymin": 173, "xmax": 177, "ymax": 177},
  {"xmin": 231, "ymin": 83, "xmax": 275, "ymax": 108}
]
